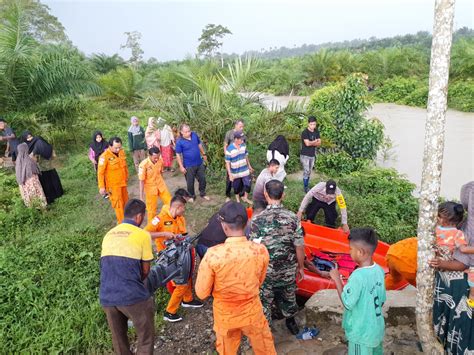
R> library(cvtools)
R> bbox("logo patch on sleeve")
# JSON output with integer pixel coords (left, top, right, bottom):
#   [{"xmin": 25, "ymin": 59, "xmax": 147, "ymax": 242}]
[
  {"xmin": 98, "ymin": 157, "xmax": 105, "ymax": 166},
  {"xmin": 151, "ymin": 217, "xmax": 160, "ymax": 226}
]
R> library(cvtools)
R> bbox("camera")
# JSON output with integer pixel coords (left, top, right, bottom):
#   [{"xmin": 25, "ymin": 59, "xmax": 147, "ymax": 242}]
[{"xmin": 146, "ymin": 234, "xmax": 199, "ymax": 294}]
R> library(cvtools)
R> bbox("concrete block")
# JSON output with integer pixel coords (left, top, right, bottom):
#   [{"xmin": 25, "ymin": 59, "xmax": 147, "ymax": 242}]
[{"xmin": 305, "ymin": 288, "xmax": 416, "ymax": 327}]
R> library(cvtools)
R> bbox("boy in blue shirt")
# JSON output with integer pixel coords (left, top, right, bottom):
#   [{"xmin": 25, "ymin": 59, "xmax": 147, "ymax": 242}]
[{"xmin": 330, "ymin": 228, "xmax": 386, "ymax": 355}]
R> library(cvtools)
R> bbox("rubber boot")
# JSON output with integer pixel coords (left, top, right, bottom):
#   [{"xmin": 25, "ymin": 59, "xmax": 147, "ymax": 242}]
[{"xmin": 303, "ymin": 178, "xmax": 309, "ymax": 193}]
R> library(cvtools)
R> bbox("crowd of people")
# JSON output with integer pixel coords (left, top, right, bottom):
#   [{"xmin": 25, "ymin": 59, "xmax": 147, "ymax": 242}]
[
  {"xmin": 0, "ymin": 118, "xmax": 64, "ymax": 207},
  {"xmin": 3, "ymin": 113, "xmax": 472, "ymax": 354}
]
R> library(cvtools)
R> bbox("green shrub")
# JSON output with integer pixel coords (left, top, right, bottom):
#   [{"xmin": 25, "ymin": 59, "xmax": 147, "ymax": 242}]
[
  {"xmin": 374, "ymin": 76, "xmax": 420, "ymax": 103},
  {"xmin": 448, "ymin": 80, "xmax": 474, "ymax": 112},
  {"xmin": 402, "ymin": 85, "xmax": 428, "ymax": 107},
  {"xmin": 0, "ymin": 154, "xmax": 168, "ymax": 352},
  {"xmin": 315, "ymin": 152, "xmax": 369, "ymax": 176},
  {"xmin": 282, "ymin": 167, "xmax": 418, "ymax": 244}
]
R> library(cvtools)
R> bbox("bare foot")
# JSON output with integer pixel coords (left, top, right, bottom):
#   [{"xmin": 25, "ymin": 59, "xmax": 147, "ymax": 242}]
[{"xmin": 202, "ymin": 195, "xmax": 210, "ymax": 201}]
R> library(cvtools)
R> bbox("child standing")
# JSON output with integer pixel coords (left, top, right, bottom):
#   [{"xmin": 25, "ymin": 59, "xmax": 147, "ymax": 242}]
[
  {"xmin": 435, "ymin": 202, "xmax": 474, "ymax": 307},
  {"xmin": 330, "ymin": 228, "xmax": 386, "ymax": 355}
]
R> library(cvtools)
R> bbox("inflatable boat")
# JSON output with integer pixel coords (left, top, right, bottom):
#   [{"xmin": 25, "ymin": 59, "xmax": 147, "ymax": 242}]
[{"xmin": 297, "ymin": 221, "xmax": 408, "ymax": 297}]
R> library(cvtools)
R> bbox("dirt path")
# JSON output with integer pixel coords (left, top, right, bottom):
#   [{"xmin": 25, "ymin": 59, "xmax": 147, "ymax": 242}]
[{"xmin": 127, "ymin": 170, "xmax": 420, "ymax": 354}]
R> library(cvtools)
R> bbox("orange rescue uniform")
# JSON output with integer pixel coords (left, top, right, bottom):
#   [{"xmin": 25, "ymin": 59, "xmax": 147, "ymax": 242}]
[
  {"xmin": 145, "ymin": 205, "xmax": 192, "ymax": 314},
  {"xmin": 195, "ymin": 237, "xmax": 276, "ymax": 355},
  {"xmin": 98, "ymin": 148, "xmax": 129, "ymax": 223},
  {"xmin": 138, "ymin": 157, "xmax": 171, "ymax": 222},
  {"xmin": 385, "ymin": 237, "xmax": 417, "ymax": 289}
]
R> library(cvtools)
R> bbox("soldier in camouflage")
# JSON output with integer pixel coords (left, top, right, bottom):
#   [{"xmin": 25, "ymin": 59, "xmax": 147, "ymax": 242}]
[{"xmin": 249, "ymin": 179, "xmax": 305, "ymax": 335}]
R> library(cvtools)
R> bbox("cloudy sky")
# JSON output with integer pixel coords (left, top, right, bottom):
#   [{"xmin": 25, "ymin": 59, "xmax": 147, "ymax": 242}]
[{"xmin": 44, "ymin": 0, "xmax": 473, "ymax": 61}]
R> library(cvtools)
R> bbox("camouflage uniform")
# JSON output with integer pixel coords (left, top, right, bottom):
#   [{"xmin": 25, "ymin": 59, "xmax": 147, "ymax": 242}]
[{"xmin": 249, "ymin": 204, "xmax": 304, "ymax": 323}]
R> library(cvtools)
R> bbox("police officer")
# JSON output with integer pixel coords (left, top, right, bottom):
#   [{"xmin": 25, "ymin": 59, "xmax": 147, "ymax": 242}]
[{"xmin": 249, "ymin": 179, "xmax": 305, "ymax": 335}]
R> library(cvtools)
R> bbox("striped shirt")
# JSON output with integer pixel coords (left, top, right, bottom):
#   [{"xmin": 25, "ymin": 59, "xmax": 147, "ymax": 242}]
[{"xmin": 225, "ymin": 142, "xmax": 250, "ymax": 178}]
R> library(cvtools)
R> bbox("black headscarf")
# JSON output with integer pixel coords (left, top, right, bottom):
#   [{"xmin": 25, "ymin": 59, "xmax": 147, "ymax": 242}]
[
  {"xmin": 90, "ymin": 131, "xmax": 108, "ymax": 161},
  {"xmin": 21, "ymin": 130, "xmax": 53, "ymax": 160},
  {"xmin": 268, "ymin": 135, "xmax": 289, "ymax": 157}
]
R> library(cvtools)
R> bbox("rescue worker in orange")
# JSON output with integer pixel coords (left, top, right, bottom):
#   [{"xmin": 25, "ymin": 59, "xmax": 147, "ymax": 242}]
[
  {"xmin": 195, "ymin": 201, "xmax": 277, "ymax": 355},
  {"xmin": 385, "ymin": 237, "xmax": 417, "ymax": 289},
  {"xmin": 98, "ymin": 137, "xmax": 129, "ymax": 224},
  {"xmin": 138, "ymin": 147, "xmax": 172, "ymax": 222},
  {"xmin": 145, "ymin": 195, "xmax": 203, "ymax": 322}
]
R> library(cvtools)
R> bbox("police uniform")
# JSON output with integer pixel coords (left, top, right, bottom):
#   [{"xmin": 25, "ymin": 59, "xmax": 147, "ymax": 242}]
[
  {"xmin": 249, "ymin": 204, "xmax": 304, "ymax": 323},
  {"xmin": 97, "ymin": 148, "xmax": 129, "ymax": 223},
  {"xmin": 145, "ymin": 205, "xmax": 192, "ymax": 315},
  {"xmin": 138, "ymin": 157, "xmax": 171, "ymax": 222}
]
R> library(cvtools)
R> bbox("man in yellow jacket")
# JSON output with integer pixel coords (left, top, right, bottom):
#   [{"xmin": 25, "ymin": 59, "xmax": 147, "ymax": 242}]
[
  {"xmin": 98, "ymin": 137, "xmax": 129, "ymax": 224},
  {"xmin": 138, "ymin": 147, "xmax": 172, "ymax": 222}
]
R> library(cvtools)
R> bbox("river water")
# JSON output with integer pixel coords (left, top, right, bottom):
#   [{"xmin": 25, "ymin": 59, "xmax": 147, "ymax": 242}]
[{"xmin": 253, "ymin": 93, "xmax": 473, "ymax": 199}]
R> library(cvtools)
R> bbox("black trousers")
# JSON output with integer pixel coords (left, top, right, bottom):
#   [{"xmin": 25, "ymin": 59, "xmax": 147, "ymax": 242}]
[
  {"xmin": 185, "ymin": 163, "xmax": 206, "ymax": 198},
  {"xmin": 306, "ymin": 198, "xmax": 338, "ymax": 228},
  {"xmin": 225, "ymin": 172, "xmax": 232, "ymax": 198}
]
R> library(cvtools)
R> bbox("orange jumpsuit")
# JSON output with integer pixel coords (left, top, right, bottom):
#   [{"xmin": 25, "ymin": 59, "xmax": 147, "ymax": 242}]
[
  {"xmin": 97, "ymin": 149, "xmax": 129, "ymax": 224},
  {"xmin": 195, "ymin": 237, "xmax": 276, "ymax": 355},
  {"xmin": 138, "ymin": 157, "xmax": 171, "ymax": 222},
  {"xmin": 145, "ymin": 205, "xmax": 192, "ymax": 314},
  {"xmin": 385, "ymin": 237, "xmax": 417, "ymax": 289}
]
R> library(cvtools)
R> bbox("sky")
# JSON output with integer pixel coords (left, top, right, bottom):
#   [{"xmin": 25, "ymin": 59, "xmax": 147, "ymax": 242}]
[{"xmin": 44, "ymin": 0, "xmax": 474, "ymax": 61}]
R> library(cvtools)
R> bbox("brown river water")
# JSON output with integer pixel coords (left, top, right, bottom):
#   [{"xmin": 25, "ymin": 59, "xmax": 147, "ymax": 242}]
[{"xmin": 252, "ymin": 93, "xmax": 473, "ymax": 199}]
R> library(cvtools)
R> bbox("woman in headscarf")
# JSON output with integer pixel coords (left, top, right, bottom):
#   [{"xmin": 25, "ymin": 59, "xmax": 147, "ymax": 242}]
[
  {"xmin": 127, "ymin": 116, "xmax": 146, "ymax": 172},
  {"xmin": 266, "ymin": 135, "xmax": 289, "ymax": 181},
  {"xmin": 15, "ymin": 143, "xmax": 47, "ymax": 208},
  {"xmin": 145, "ymin": 117, "xmax": 161, "ymax": 149},
  {"xmin": 21, "ymin": 131, "xmax": 63, "ymax": 204},
  {"xmin": 431, "ymin": 181, "xmax": 474, "ymax": 353},
  {"xmin": 88, "ymin": 131, "xmax": 108, "ymax": 170},
  {"xmin": 158, "ymin": 117, "xmax": 175, "ymax": 172}
]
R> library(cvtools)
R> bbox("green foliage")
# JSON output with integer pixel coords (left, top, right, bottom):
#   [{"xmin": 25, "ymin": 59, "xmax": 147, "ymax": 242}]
[
  {"xmin": 308, "ymin": 74, "xmax": 384, "ymax": 163},
  {"xmin": 89, "ymin": 53, "xmax": 126, "ymax": 74},
  {"xmin": 374, "ymin": 76, "xmax": 420, "ymax": 103},
  {"xmin": 0, "ymin": 2, "xmax": 99, "ymax": 126},
  {"xmin": 99, "ymin": 67, "xmax": 146, "ymax": 106},
  {"xmin": 0, "ymin": 0, "xmax": 68, "ymax": 44},
  {"xmin": 0, "ymin": 154, "xmax": 168, "ymax": 352},
  {"xmin": 282, "ymin": 168, "xmax": 418, "ymax": 244},
  {"xmin": 450, "ymin": 38, "xmax": 474, "ymax": 80},
  {"xmin": 315, "ymin": 151, "xmax": 369, "ymax": 176},
  {"xmin": 448, "ymin": 80, "xmax": 474, "ymax": 112},
  {"xmin": 197, "ymin": 24, "xmax": 232, "ymax": 58}
]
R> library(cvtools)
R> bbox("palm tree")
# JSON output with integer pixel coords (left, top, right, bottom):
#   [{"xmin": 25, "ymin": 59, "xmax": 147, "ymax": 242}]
[
  {"xmin": 89, "ymin": 53, "xmax": 126, "ymax": 74},
  {"xmin": 0, "ymin": 2, "xmax": 99, "ymax": 125},
  {"xmin": 302, "ymin": 49, "xmax": 337, "ymax": 86}
]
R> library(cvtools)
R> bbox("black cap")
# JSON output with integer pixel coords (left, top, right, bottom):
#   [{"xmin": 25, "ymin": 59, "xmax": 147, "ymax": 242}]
[
  {"xmin": 326, "ymin": 180, "xmax": 337, "ymax": 194},
  {"xmin": 218, "ymin": 201, "xmax": 248, "ymax": 224},
  {"xmin": 234, "ymin": 130, "xmax": 245, "ymax": 139}
]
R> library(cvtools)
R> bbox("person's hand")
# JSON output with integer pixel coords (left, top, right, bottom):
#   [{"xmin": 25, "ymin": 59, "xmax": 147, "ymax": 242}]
[
  {"xmin": 99, "ymin": 188, "xmax": 106, "ymax": 196},
  {"xmin": 342, "ymin": 224, "xmax": 349, "ymax": 233},
  {"xmin": 296, "ymin": 267, "xmax": 305, "ymax": 282},
  {"xmin": 162, "ymin": 232, "xmax": 176, "ymax": 240},
  {"xmin": 229, "ymin": 174, "xmax": 234, "ymax": 182},
  {"xmin": 203, "ymin": 155, "xmax": 208, "ymax": 163},
  {"xmin": 249, "ymin": 166, "xmax": 254, "ymax": 174},
  {"xmin": 429, "ymin": 258, "xmax": 442, "ymax": 269},
  {"xmin": 180, "ymin": 166, "xmax": 187, "ymax": 175},
  {"xmin": 329, "ymin": 268, "xmax": 341, "ymax": 282},
  {"xmin": 296, "ymin": 211, "xmax": 303, "ymax": 220}
]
